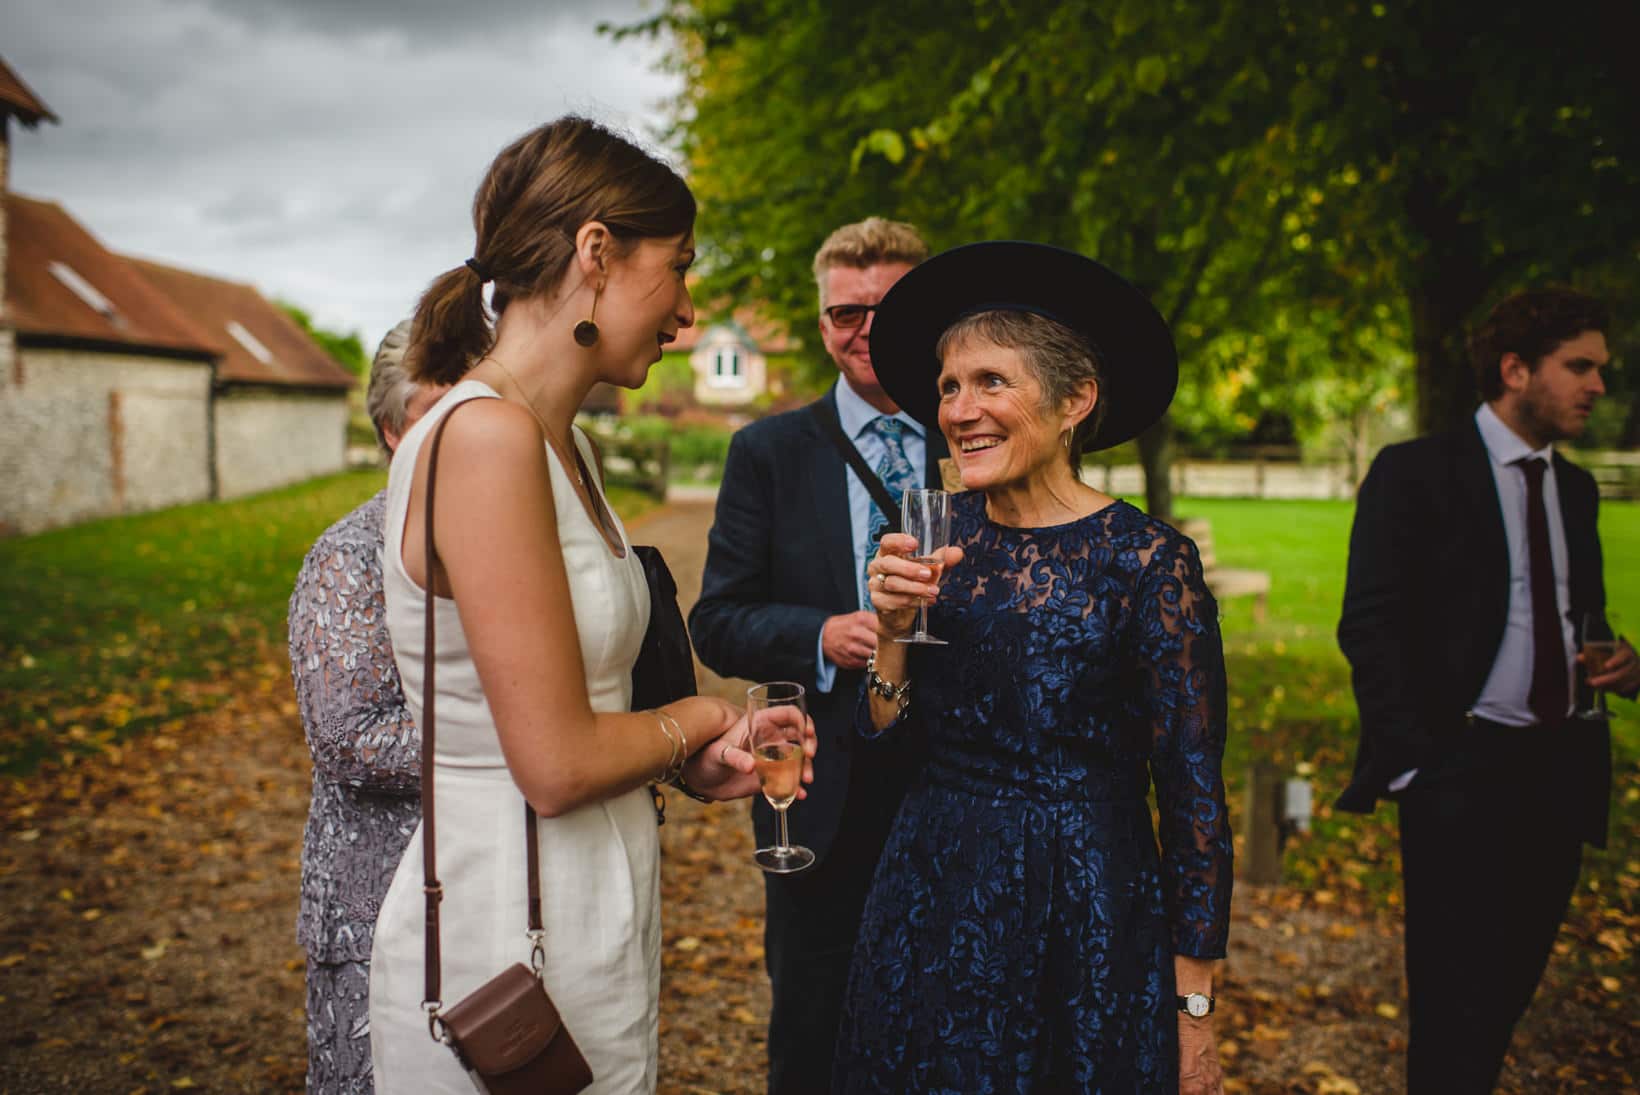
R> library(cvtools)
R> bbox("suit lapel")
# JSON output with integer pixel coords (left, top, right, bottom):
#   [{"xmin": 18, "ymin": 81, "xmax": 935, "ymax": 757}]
[
  {"xmin": 809, "ymin": 387, "xmax": 862, "ymax": 611},
  {"xmin": 1456, "ymin": 422, "xmax": 1512, "ymax": 655}
]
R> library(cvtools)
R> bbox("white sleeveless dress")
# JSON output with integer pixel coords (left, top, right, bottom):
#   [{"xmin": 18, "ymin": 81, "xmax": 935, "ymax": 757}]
[{"xmin": 369, "ymin": 380, "xmax": 658, "ymax": 1093}]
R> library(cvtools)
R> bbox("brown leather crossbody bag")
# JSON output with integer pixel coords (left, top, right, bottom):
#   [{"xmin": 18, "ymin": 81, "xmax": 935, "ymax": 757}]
[{"xmin": 419, "ymin": 399, "xmax": 593, "ymax": 1095}]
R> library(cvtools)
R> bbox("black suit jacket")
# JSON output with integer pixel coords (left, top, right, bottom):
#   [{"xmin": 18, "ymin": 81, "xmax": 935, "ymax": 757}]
[
  {"xmin": 1336, "ymin": 421, "xmax": 1612, "ymax": 831},
  {"xmin": 690, "ymin": 385, "xmax": 949, "ymax": 861}
]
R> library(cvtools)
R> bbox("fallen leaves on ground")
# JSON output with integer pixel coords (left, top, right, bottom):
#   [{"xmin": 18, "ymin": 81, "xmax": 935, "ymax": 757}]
[{"xmin": 2, "ymin": 667, "xmax": 1635, "ymax": 1093}]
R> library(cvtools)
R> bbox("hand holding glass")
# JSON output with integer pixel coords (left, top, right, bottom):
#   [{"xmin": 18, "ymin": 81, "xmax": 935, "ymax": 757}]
[
  {"xmin": 895, "ymin": 489, "xmax": 952, "ymax": 646},
  {"xmin": 1576, "ymin": 611, "xmax": 1619, "ymax": 719},
  {"xmin": 749, "ymin": 682, "xmax": 815, "ymax": 873}
]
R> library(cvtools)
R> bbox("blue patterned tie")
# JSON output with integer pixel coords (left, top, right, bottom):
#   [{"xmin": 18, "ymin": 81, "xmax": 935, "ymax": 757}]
[{"xmin": 862, "ymin": 416, "xmax": 920, "ymax": 607}]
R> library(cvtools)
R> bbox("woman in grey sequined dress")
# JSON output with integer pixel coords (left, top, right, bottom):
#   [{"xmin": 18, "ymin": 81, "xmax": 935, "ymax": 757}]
[{"xmin": 290, "ymin": 321, "xmax": 447, "ymax": 1094}]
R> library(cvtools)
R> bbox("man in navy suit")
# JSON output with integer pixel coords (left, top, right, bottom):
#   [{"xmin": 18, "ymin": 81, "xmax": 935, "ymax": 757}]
[
  {"xmin": 1338, "ymin": 288, "xmax": 1639, "ymax": 1093},
  {"xmin": 690, "ymin": 217, "xmax": 946, "ymax": 1094}
]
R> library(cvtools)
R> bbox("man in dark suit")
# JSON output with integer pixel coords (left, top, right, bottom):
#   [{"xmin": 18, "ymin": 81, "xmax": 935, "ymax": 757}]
[
  {"xmin": 690, "ymin": 217, "xmax": 947, "ymax": 1094},
  {"xmin": 1337, "ymin": 287, "xmax": 1639, "ymax": 1093}
]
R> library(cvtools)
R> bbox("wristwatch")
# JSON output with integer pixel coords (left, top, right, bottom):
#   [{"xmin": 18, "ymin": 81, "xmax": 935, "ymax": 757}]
[{"xmin": 1177, "ymin": 992, "xmax": 1215, "ymax": 1018}]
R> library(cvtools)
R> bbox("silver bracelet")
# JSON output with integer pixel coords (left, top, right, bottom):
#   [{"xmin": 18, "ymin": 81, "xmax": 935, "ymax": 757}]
[{"xmin": 865, "ymin": 652, "xmax": 911, "ymax": 718}]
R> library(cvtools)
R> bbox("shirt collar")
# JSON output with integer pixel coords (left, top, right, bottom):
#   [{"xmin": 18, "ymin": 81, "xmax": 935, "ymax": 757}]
[
  {"xmin": 1475, "ymin": 402, "xmax": 1554, "ymax": 468},
  {"xmin": 835, "ymin": 378, "xmax": 925, "ymax": 441}
]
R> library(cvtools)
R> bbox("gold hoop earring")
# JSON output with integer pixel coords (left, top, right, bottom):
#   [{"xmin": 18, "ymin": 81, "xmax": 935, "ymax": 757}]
[{"xmin": 573, "ymin": 284, "xmax": 601, "ymax": 347}]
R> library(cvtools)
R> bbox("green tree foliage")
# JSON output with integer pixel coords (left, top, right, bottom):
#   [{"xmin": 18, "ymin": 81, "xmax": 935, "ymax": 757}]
[
  {"xmin": 278, "ymin": 302, "xmax": 369, "ymax": 380},
  {"xmin": 1284, "ymin": 1, "xmax": 1639, "ymax": 434},
  {"xmin": 624, "ymin": 0, "xmax": 1635, "ymax": 514}
]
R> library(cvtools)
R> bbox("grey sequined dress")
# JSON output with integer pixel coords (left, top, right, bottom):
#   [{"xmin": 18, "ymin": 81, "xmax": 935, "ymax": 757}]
[{"xmin": 289, "ymin": 490, "xmax": 420, "ymax": 1093}]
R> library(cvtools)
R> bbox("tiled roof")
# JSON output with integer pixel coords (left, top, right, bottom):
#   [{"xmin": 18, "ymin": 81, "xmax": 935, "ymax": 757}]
[
  {"xmin": 128, "ymin": 258, "xmax": 355, "ymax": 391},
  {"xmin": 0, "ymin": 57, "xmax": 57, "ymax": 127},
  {"xmin": 3, "ymin": 193, "xmax": 216, "ymax": 357}
]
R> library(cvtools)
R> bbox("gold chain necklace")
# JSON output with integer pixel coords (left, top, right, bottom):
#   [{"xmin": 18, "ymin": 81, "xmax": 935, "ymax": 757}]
[{"xmin": 484, "ymin": 356, "xmax": 585, "ymax": 488}]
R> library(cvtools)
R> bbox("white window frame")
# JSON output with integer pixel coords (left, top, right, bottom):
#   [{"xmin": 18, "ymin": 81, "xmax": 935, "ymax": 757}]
[{"xmin": 708, "ymin": 343, "xmax": 745, "ymax": 388}]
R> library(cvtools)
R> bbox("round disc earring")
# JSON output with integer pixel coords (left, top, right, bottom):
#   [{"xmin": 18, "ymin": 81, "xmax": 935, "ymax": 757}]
[{"xmin": 573, "ymin": 285, "xmax": 601, "ymax": 347}]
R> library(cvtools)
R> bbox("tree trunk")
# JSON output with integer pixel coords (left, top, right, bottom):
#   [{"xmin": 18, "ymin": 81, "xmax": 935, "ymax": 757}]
[
  {"xmin": 1409, "ymin": 282, "xmax": 1482, "ymax": 436},
  {"xmin": 1621, "ymin": 392, "xmax": 1640, "ymax": 449},
  {"xmin": 1404, "ymin": 180, "xmax": 1490, "ymax": 436},
  {"xmin": 1137, "ymin": 413, "xmax": 1175, "ymax": 520},
  {"xmin": 1349, "ymin": 404, "xmax": 1372, "ymax": 489}
]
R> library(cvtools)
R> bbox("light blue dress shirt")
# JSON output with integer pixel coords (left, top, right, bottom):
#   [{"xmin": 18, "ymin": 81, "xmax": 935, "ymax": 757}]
[{"xmin": 813, "ymin": 380, "xmax": 928, "ymax": 693}]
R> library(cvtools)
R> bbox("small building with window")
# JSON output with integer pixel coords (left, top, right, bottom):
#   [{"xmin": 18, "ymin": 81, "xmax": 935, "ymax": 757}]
[
  {"xmin": 677, "ymin": 316, "xmax": 788, "ymax": 408},
  {"xmin": 1, "ymin": 56, "xmax": 353, "ymax": 534},
  {"xmin": 1, "ymin": 193, "xmax": 221, "ymax": 533}
]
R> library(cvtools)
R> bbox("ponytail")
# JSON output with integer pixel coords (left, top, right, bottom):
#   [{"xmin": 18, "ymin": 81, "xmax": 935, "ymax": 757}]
[{"xmin": 407, "ymin": 263, "xmax": 494, "ymax": 385}]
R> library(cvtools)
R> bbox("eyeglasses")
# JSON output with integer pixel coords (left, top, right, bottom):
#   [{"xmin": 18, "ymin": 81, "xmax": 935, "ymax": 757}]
[{"xmin": 823, "ymin": 303, "xmax": 878, "ymax": 329}]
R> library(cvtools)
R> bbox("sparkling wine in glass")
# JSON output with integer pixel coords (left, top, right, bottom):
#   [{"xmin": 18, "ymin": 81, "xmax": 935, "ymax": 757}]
[
  {"xmin": 894, "ymin": 488, "xmax": 951, "ymax": 647},
  {"xmin": 1576, "ymin": 611, "xmax": 1620, "ymax": 719},
  {"xmin": 749, "ymin": 682, "xmax": 814, "ymax": 873}
]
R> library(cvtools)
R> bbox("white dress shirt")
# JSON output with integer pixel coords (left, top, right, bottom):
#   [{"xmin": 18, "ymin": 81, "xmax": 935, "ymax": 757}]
[
  {"xmin": 1469, "ymin": 402, "xmax": 1576, "ymax": 726},
  {"xmin": 1388, "ymin": 404, "xmax": 1577, "ymax": 792}
]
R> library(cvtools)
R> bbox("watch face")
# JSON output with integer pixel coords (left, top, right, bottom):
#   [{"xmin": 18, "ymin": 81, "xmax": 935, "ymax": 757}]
[{"xmin": 1186, "ymin": 994, "xmax": 1210, "ymax": 1018}]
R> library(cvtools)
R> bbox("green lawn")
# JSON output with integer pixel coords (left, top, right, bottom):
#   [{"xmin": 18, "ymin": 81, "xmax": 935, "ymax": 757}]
[
  {"xmin": 1190, "ymin": 496, "xmax": 1640, "ymax": 908},
  {"xmin": 0, "ymin": 470, "xmax": 658, "ymax": 774}
]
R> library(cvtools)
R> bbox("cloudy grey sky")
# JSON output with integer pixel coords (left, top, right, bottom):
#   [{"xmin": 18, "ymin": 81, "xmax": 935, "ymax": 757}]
[{"xmin": 2, "ymin": 0, "xmax": 680, "ymax": 351}]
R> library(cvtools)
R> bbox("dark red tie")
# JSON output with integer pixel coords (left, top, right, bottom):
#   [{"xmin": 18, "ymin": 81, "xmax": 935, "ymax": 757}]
[{"xmin": 1516, "ymin": 457, "xmax": 1568, "ymax": 725}]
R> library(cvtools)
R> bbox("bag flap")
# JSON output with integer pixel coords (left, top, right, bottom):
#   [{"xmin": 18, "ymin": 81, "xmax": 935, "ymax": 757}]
[{"xmin": 443, "ymin": 963, "xmax": 564, "ymax": 1074}]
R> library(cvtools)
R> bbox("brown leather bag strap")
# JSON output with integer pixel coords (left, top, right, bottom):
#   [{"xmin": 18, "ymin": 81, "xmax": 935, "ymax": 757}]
[{"xmin": 419, "ymin": 397, "xmax": 547, "ymax": 1016}]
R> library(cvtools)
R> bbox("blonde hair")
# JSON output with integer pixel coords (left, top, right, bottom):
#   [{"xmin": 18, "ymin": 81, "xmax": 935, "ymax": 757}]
[{"xmin": 812, "ymin": 217, "xmax": 928, "ymax": 305}]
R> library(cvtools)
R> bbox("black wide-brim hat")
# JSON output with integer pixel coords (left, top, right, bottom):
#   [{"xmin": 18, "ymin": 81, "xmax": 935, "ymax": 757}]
[{"xmin": 871, "ymin": 241, "xmax": 1178, "ymax": 451}]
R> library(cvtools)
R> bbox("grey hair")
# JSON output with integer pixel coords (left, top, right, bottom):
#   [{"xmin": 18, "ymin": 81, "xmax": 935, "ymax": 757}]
[
  {"xmin": 365, "ymin": 319, "xmax": 418, "ymax": 454},
  {"xmin": 935, "ymin": 309, "xmax": 1107, "ymax": 476}
]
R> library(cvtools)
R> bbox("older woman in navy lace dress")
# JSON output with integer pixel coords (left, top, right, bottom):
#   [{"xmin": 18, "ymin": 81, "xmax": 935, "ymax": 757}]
[
  {"xmin": 837, "ymin": 244, "xmax": 1232, "ymax": 1094},
  {"xmin": 290, "ymin": 320, "xmax": 446, "ymax": 1094}
]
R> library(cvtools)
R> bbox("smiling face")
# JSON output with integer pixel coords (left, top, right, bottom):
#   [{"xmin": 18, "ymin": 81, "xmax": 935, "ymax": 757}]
[
  {"xmin": 597, "ymin": 231, "xmax": 696, "ymax": 388},
  {"xmin": 818, "ymin": 261, "xmax": 914, "ymax": 412},
  {"xmin": 1498, "ymin": 329, "xmax": 1609, "ymax": 447},
  {"xmin": 937, "ymin": 336, "xmax": 1091, "ymax": 492}
]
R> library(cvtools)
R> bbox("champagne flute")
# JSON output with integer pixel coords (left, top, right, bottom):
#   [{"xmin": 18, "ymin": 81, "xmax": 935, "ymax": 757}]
[
  {"xmin": 1576, "ymin": 611, "xmax": 1619, "ymax": 719},
  {"xmin": 749, "ymin": 682, "xmax": 814, "ymax": 873},
  {"xmin": 894, "ymin": 488, "xmax": 951, "ymax": 646}
]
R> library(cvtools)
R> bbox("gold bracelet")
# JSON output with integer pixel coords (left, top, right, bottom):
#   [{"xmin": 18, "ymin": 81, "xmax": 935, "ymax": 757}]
[
  {"xmin": 655, "ymin": 708, "xmax": 688, "ymax": 781},
  {"xmin": 650, "ymin": 710, "xmax": 681, "ymax": 783}
]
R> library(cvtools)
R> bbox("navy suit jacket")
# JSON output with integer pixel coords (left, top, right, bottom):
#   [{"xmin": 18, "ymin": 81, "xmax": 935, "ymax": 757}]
[
  {"xmin": 1336, "ymin": 421, "xmax": 1614, "ymax": 842},
  {"xmin": 690, "ymin": 385, "xmax": 949, "ymax": 861}
]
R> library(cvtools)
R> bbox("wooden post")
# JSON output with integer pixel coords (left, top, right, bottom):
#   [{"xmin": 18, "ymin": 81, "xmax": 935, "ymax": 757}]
[{"xmin": 1242, "ymin": 760, "xmax": 1284, "ymax": 885}]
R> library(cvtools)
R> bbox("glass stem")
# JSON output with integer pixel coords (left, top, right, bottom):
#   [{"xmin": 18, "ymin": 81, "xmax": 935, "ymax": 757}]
[
  {"xmin": 915, "ymin": 601, "xmax": 929, "ymax": 639},
  {"xmin": 775, "ymin": 805, "xmax": 791, "ymax": 852}
]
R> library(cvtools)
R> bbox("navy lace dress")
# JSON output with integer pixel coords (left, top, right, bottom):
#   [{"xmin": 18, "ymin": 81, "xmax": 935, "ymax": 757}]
[{"xmin": 834, "ymin": 493, "xmax": 1232, "ymax": 1093}]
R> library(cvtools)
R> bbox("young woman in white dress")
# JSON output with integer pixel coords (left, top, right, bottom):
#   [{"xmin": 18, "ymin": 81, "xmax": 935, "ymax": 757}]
[{"xmin": 368, "ymin": 116, "xmax": 814, "ymax": 1094}]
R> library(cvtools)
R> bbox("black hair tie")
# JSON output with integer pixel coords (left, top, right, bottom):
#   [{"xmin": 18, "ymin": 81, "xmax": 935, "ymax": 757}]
[{"xmin": 464, "ymin": 257, "xmax": 492, "ymax": 283}]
